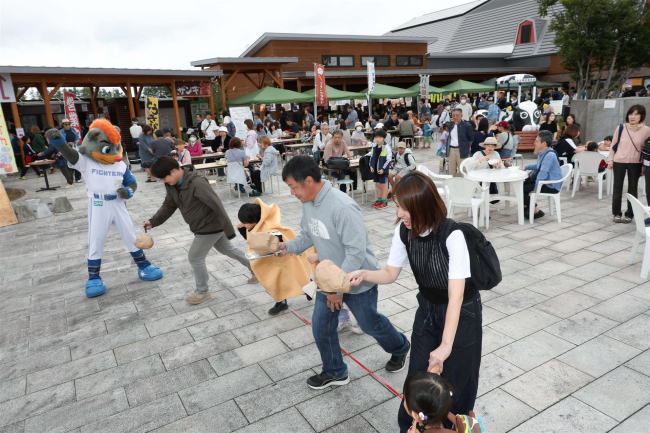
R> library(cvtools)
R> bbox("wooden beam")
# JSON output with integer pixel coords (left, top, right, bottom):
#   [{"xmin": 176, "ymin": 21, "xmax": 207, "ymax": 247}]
[
  {"xmin": 48, "ymin": 82, "xmax": 63, "ymax": 99},
  {"xmin": 219, "ymin": 75, "xmax": 226, "ymax": 110},
  {"xmin": 242, "ymin": 73, "xmax": 261, "ymax": 90},
  {"xmin": 40, "ymin": 81, "xmax": 54, "ymax": 127},
  {"xmin": 223, "ymin": 69, "xmax": 241, "ymax": 89},
  {"xmin": 120, "ymin": 86, "xmax": 128, "ymax": 95},
  {"xmin": 297, "ymin": 79, "xmax": 302, "ymax": 93},
  {"xmin": 15, "ymin": 87, "xmax": 29, "ymax": 101},
  {"xmin": 164, "ymin": 84, "xmax": 172, "ymax": 95},
  {"xmin": 89, "ymin": 86, "xmax": 99, "ymax": 119},
  {"xmin": 279, "ymin": 66, "xmax": 284, "ymax": 89},
  {"xmin": 134, "ymin": 86, "xmax": 143, "ymax": 117},
  {"xmin": 171, "ymin": 81, "xmax": 182, "ymax": 139},
  {"xmin": 263, "ymin": 69, "xmax": 282, "ymax": 88},
  {"xmin": 9, "ymin": 102, "xmax": 24, "ymax": 166},
  {"xmin": 258, "ymin": 72, "xmax": 265, "ymax": 89},
  {"xmin": 125, "ymin": 81, "xmax": 135, "ymax": 120}
]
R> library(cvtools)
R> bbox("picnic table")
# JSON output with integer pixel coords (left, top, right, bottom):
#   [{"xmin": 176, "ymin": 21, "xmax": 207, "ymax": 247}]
[
  {"xmin": 195, "ymin": 158, "xmax": 261, "ymax": 170},
  {"xmin": 30, "ymin": 160, "xmax": 59, "ymax": 192},
  {"xmin": 271, "ymin": 138, "xmax": 301, "ymax": 144},
  {"xmin": 191, "ymin": 152, "xmax": 224, "ymax": 161}
]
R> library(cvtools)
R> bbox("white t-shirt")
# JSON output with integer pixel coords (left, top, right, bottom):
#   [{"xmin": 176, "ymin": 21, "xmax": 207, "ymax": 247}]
[
  {"xmin": 69, "ymin": 154, "xmax": 129, "ymax": 198},
  {"xmin": 450, "ymin": 124, "xmax": 459, "ymax": 147},
  {"xmin": 129, "ymin": 124, "xmax": 142, "ymax": 139},
  {"xmin": 386, "ymin": 225, "xmax": 471, "ymax": 280},
  {"xmin": 201, "ymin": 119, "xmax": 218, "ymax": 140}
]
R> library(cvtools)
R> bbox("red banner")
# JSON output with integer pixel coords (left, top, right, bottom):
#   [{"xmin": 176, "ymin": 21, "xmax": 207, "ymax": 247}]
[
  {"xmin": 176, "ymin": 81, "xmax": 211, "ymax": 96},
  {"xmin": 63, "ymin": 92, "xmax": 83, "ymax": 144},
  {"xmin": 315, "ymin": 64, "xmax": 328, "ymax": 106}
]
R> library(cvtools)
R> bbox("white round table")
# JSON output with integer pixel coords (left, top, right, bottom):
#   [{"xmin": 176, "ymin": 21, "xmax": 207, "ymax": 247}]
[{"xmin": 467, "ymin": 168, "xmax": 529, "ymax": 226}]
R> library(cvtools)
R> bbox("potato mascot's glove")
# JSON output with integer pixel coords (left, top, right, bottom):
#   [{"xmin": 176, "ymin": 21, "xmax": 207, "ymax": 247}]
[{"xmin": 45, "ymin": 128, "xmax": 65, "ymax": 146}]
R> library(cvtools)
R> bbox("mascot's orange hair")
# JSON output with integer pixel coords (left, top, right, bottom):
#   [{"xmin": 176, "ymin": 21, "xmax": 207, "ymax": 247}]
[{"xmin": 88, "ymin": 119, "xmax": 121, "ymax": 144}]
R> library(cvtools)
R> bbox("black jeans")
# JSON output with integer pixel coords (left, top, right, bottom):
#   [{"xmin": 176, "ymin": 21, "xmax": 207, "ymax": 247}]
[
  {"xmin": 397, "ymin": 292, "xmax": 482, "ymax": 433},
  {"xmin": 612, "ymin": 162, "xmax": 642, "ymax": 217},
  {"xmin": 523, "ymin": 183, "xmax": 559, "ymax": 209},
  {"xmin": 60, "ymin": 165, "xmax": 74, "ymax": 185},
  {"xmin": 250, "ymin": 170, "xmax": 262, "ymax": 193}
]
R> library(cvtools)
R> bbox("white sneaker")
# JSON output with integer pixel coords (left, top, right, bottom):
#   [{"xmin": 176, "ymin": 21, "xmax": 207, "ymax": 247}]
[
  {"xmin": 337, "ymin": 317, "xmax": 351, "ymax": 332},
  {"xmin": 219, "ymin": 176, "xmax": 227, "ymax": 181},
  {"xmin": 350, "ymin": 321, "xmax": 364, "ymax": 335},
  {"xmin": 62, "ymin": 184, "xmax": 74, "ymax": 189}
]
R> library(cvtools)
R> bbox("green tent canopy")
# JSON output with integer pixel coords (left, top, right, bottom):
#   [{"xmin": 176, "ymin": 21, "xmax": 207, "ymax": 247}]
[
  {"xmin": 438, "ymin": 79, "xmax": 494, "ymax": 94},
  {"xmin": 227, "ymin": 86, "xmax": 312, "ymax": 106},
  {"xmin": 301, "ymin": 85, "xmax": 366, "ymax": 100},
  {"xmin": 360, "ymin": 83, "xmax": 420, "ymax": 99},
  {"xmin": 406, "ymin": 83, "xmax": 446, "ymax": 95},
  {"xmin": 480, "ymin": 78, "xmax": 562, "ymax": 89}
]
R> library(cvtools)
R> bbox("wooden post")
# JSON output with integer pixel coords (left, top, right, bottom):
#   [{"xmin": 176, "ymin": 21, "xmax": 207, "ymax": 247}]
[
  {"xmin": 218, "ymin": 76, "xmax": 225, "ymax": 111},
  {"xmin": 10, "ymin": 102, "xmax": 24, "ymax": 166},
  {"xmin": 125, "ymin": 80, "xmax": 135, "ymax": 119},
  {"xmin": 89, "ymin": 86, "xmax": 99, "ymax": 119},
  {"xmin": 171, "ymin": 81, "xmax": 182, "ymax": 138},
  {"xmin": 297, "ymin": 79, "xmax": 302, "ymax": 93},
  {"xmin": 279, "ymin": 66, "xmax": 284, "ymax": 89},
  {"xmin": 134, "ymin": 87, "xmax": 143, "ymax": 117},
  {"xmin": 40, "ymin": 81, "xmax": 54, "ymax": 127}
]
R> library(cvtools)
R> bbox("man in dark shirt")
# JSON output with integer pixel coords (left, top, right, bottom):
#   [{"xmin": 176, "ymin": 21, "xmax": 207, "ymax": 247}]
[
  {"xmin": 286, "ymin": 119, "xmax": 300, "ymax": 136},
  {"xmin": 383, "ymin": 112, "xmax": 400, "ymax": 131},
  {"xmin": 151, "ymin": 129, "xmax": 173, "ymax": 157},
  {"xmin": 292, "ymin": 105, "xmax": 302, "ymax": 124}
]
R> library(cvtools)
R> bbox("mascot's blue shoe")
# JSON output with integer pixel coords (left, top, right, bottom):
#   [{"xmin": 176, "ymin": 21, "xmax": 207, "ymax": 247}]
[
  {"xmin": 138, "ymin": 264, "xmax": 163, "ymax": 281},
  {"xmin": 85, "ymin": 279, "xmax": 107, "ymax": 298}
]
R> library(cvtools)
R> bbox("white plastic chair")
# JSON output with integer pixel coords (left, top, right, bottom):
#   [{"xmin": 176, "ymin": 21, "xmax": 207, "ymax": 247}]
[
  {"xmin": 571, "ymin": 152, "xmax": 607, "ymax": 199},
  {"xmin": 227, "ymin": 161, "xmax": 248, "ymax": 199},
  {"xmin": 418, "ymin": 165, "xmax": 451, "ymax": 200},
  {"xmin": 443, "ymin": 178, "xmax": 488, "ymax": 228},
  {"xmin": 627, "ymin": 193, "xmax": 650, "ymax": 278},
  {"xmin": 459, "ymin": 159, "xmax": 472, "ymax": 178},
  {"xmin": 528, "ymin": 164, "xmax": 573, "ymax": 224}
]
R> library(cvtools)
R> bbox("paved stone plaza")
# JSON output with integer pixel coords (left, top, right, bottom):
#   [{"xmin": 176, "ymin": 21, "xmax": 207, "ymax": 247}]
[{"xmin": 0, "ymin": 149, "xmax": 648, "ymax": 432}]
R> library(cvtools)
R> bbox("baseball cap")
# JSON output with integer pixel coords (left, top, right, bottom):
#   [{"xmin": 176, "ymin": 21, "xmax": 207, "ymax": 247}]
[
  {"xmin": 496, "ymin": 121, "xmax": 510, "ymax": 128},
  {"xmin": 397, "ymin": 141, "xmax": 407, "ymax": 148},
  {"xmin": 374, "ymin": 122, "xmax": 384, "ymax": 129},
  {"xmin": 163, "ymin": 128, "xmax": 171, "ymax": 133},
  {"xmin": 487, "ymin": 97, "xmax": 494, "ymax": 101},
  {"xmin": 61, "ymin": 118, "xmax": 71, "ymax": 124}
]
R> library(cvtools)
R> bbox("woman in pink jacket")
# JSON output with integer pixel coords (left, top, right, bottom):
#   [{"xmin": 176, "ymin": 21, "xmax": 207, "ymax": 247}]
[
  {"xmin": 608, "ymin": 104, "xmax": 650, "ymax": 223},
  {"xmin": 186, "ymin": 132, "xmax": 203, "ymax": 157}
]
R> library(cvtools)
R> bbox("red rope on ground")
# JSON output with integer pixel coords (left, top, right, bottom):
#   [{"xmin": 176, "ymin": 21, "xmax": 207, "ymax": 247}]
[{"xmin": 287, "ymin": 305, "xmax": 404, "ymax": 399}]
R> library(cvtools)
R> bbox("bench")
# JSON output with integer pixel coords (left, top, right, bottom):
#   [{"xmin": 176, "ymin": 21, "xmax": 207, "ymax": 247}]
[{"xmin": 515, "ymin": 131, "xmax": 537, "ymax": 151}]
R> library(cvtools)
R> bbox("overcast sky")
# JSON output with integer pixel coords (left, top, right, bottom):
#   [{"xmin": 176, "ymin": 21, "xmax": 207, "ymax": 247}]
[{"xmin": 1, "ymin": 0, "xmax": 477, "ymax": 70}]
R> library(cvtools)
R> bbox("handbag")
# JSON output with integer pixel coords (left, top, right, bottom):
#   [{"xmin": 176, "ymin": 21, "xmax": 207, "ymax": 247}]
[
  {"xmin": 326, "ymin": 157, "xmax": 350, "ymax": 170},
  {"xmin": 526, "ymin": 149, "xmax": 556, "ymax": 184}
]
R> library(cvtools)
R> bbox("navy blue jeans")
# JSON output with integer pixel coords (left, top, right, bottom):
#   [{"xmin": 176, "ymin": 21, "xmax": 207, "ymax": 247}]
[
  {"xmin": 312, "ymin": 286, "xmax": 410, "ymax": 379},
  {"xmin": 397, "ymin": 291, "xmax": 482, "ymax": 433}
]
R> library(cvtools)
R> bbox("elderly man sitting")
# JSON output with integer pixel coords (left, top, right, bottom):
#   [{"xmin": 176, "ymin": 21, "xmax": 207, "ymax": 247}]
[
  {"xmin": 323, "ymin": 129, "xmax": 358, "ymax": 193},
  {"xmin": 521, "ymin": 130, "xmax": 562, "ymax": 219}
]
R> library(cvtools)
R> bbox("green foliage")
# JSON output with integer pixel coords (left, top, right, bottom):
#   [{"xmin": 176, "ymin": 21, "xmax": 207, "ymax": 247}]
[{"xmin": 538, "ymin": 0, "xmax": 650, "ymax": 98}]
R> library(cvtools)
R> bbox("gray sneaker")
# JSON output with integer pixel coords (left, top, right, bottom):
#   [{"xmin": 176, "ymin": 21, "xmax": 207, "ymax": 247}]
[
  {"xmin": 185, "ymin": 291, "xmax": 211, "ymax": 305},
  {"xmin": 613, "ymin": 215, "xmax": 622, "ymax": 223},
  {"xmin": 622, "ymin": 216, "xmax": 633, "ymax": 224},
  {"xmin": 248, "ymin": 274, "xmax": 259, "ymax": 284}
]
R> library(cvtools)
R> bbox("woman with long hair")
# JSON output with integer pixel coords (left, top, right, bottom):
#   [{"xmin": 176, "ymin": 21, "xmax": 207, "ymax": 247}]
[{"xmin": 349, "ymin": 172, "xmax": 480, "ymax": 433}]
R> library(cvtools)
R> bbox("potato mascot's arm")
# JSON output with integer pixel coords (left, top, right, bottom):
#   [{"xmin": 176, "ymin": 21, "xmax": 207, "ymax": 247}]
[
  {"xmin": 44, "ymin": 129, "xmax": 80, "ymax": 164},
  {"xmin": 117, "ymin": 168, "xmax": 137, "ymax": 199}
]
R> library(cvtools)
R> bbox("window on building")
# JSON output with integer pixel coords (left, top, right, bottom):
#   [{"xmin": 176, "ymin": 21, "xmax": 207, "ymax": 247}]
[
  {"xmin": 361, "ymin": 55, "xmax": 391, "ymax": 67},
  {"xmin": 396, "ymin": 55, "xmax": 424, "ymax": 67},
  {"xmin": 322, "ymin": 55, "xmax": 354, "ymax": 67},
  {"xmin": 517, "ymin": 21, "xmax": 535, "ymax": 44}
]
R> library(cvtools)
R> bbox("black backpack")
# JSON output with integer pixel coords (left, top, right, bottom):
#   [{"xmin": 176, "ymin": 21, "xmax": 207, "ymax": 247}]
[
  {"xmin": 400, "ymin": 218, "xmax": 502, "ymax": 291},
  {"xmin": 643, "ymin": 137, "xmax": 650, "ymax": 162}
]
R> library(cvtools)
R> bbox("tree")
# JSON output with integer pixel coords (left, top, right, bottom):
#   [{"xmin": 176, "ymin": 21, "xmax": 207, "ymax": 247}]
[{"xmin": 538, "ymin": 0, "xmax": 650, "ymax": 99}]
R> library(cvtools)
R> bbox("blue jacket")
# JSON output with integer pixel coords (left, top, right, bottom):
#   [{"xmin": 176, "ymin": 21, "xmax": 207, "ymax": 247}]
[
  {"xmin": 59, "ymin": 127, "xmax": 80, "ymax": 145},
  {"xmin": 369, "ymin": 142, "xmax": 392, "ymax": 173},
  {"xmin": 446, "ymin": 121, "xmax": 474, "ymax": 159},
  {"xmin": 487, "ymin": 103, "xmax": 501, "ymax": 119},
  {"xmin": 525, "ymin": 147, "xmax": 562, "ymax": 191},
  {"xmin": 478, "ymin": 100, "xmax": 489, "ymax": 110}
]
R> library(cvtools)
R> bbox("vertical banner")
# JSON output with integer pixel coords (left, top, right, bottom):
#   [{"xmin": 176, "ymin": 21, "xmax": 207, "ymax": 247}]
[
  {"xmin": 419, "ymin": 74, "xmax": 430, "ymax": 99},
  {"xmin": 63, "ymin": 92, "xmax": 83, "ymax": 143},
  {"xmin": 230, "ymin": 106, "xmax": 253, "ymax": 141},
  {"xmin": 0, "ymin": 105, "xmax": 18, "ymax": 174},
  {"xmin": 314, "ymin": 64, "xmax": 328, "ymax": 106},
  {"xmin": 146, "ymin": 97, "xmax": 160, "ymax": 130},
  {"xmin": 367, "ymin": 61, "xmax": 375, "ymax": 118}
]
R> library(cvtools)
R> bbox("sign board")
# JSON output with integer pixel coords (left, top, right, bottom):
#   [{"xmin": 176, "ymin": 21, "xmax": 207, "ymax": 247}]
[
  {"xmin": 419, "ymin": 74, "xmax": 429, "ymax": 99},
  {"xmin": 405, "ymin": 97, "xmax": 413, "ymax": 105},
  {"xmin": 230, "ymin": 106, "xmax": 253, "ymax": 141},
  {"xmin": 146, "ymin": 97, "xmax": 160, "ymax": 130},
  {"xmin": 269, "ymin": 104, "xmax": 276, "ymax": 112},
  {"xmin": 314, "ymin": 64, "xmax": 328, "ymax": 106},
  {"xmin": 549, "ymin": 100, "xmax": 563, "ymax": 115},
  {"xmin": 0, "ymin": 74, "xmax": 15, "ymax": 103},
  {"xmin": 176, "ymin": 81, "xmax": 211, "ymax": 97},
  {"xmin": 0, "ymin": 105, "xmax": 18, "ymax": 174},
  {"xmin": 353, "ymin": 99, "xmax": 368, "ymax": 107},
  {"xmin": 603, "ymin": 100, "xmax": 616, "ymax": 109},
  {"xmin": 63, "ymin": 92, "xmax": 83, "ymax": 144}
]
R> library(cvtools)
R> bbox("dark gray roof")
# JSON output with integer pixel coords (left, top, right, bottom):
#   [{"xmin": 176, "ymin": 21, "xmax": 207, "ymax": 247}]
[
  {"xmin": 389, "ymin": 0, "xmax": 487, "ymax": 32},
  {"xmin": 240, "ymin": 33, "xmax": 435, "ymax": 57},
  {"xmin": 190, "ymin": 57, "xmax": 299, "ymax": 67},
  {"xmin": 0, "ymin": 65, "xmax": 222, "ymax": 77},
  {"xmin": 388, "ymin": 0, "xmax": 561, "ymax": 59}
]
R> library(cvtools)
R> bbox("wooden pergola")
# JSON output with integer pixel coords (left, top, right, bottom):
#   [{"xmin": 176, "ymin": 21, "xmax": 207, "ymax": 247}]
[
  {"xmin": 190, "ymin": 57, "xmax": 299, "ymax": 109},
  {"xmin": 1, "ymin": 66, "xmax": 222, "ymax": 140}
]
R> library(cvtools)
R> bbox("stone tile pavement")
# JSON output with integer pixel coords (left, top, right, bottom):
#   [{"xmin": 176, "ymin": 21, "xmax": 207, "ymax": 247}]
[{"xmin": 0, "ymin": 148, "xmax": 648, "ymax": 432}]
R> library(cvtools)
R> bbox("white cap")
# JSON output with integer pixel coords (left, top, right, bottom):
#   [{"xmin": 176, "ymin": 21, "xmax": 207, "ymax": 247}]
[
  {"xmin": 374, "ymin": 122, "xmax": 384, "ymax": 129},
  {"xmin": 61, "ymin": 118, "xmax": 71, "ymax": 124},
  {"xmin": 218, "ymin": 126, "xmax": 228, "ymax": 132}
]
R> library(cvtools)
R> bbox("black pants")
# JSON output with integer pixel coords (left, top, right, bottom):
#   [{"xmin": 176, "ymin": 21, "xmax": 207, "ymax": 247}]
[
  {"xmin": 397, "ymin": 292, "xmax": 482, "ymax": 433},
  {"xmin": 612, "ymin": 162, "xmax": 642, "ymax": 217},
  {"xmin": 60, "ymin": 165, "xmax": 74, "ymax": 185},
  {"xmin": 250, "ymin": 170, "xmax": 262, "ymax": 193},
  {"xmin": 20, "ymin": 165, "xmax": 41, "ymax": 177},
  {"xmin": 523, "ymin": 183, "xmax": 559, "ymax": 209},
  {"xmin": 73, "ymin": 169, "xmax": 81, "ymax": 182}
]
